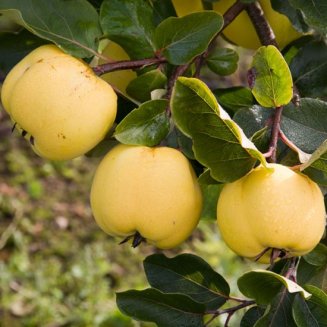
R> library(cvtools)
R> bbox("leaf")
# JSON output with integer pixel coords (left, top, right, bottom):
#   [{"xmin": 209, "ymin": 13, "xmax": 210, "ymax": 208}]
[
  {"xmin": 171, "ymin": 77, "xmax": 268, "ymax": 183},
  {"xmin": 0, "ymin": 0, "xmax": 102, "ymax": 58},
  {"xmin": 255, "ymin": 290, "xmax": 297, "ymax": 327},
  {"xmin": 152, "ymin": 0, "xmax": 177, "ymax": 25},
  {"xmin": 249, "ymin": 45, "xmax": 293, "ymax": 108},
  {"xmin": 114, "ymin": 99, "xmax": 170, "ymax": 147},
  {"xmin": 198, "ymin": 170, "xmax": 224, "ymax": 221},
  {"xmin": 0, "ymin": 29, "xmax": 45, "ymax": 75},
  {"xmin": 116, "ymin": 288, "xmax": 205, "ymax": 327},
  {"xmin": 206, "ymin": 48, "xmax": 239, "ymax": 76},
  {"xmin": 271, "ymin": 0, "xmax": 309, "ymax": 33},
  {"xmin": 303, "ymin": 244, "xmax": 327, "ymax": 267},
  {"xmin": 234, "ymin": 99, "xmax": 327, "ymax": 154},
  {"xmin": 100, "ymin": 0, "xmax": 156, "ymax": 59},
  {"xmin": 292, "ymin": 285, "xmax": 327, "ymax": 327},
  {"xmin": 213, "ymin": 87, "xmax": 255, "ymax": 114},
  {"xmin": 126, "ymin": 70, "xmax": 167, "ymax": 102},
  {"xmin": 154, "ymin": 12, "xmax": 223, "ymax": 65},
  {"xmin": 289, "ymin": 0, "xmax": 327, "ymax": 34},
  {"xmin": 241, "ymin": 307, "xmax": 265, "ymax": 327},
  {"xmin": 238, "ymin": 270, "xmax": 311, "ymax": 305},
  {"xmin": 300, "ymin": 140, "xmax": 327, "ymax": 185},
  {"xmin": 144, "ymin": 253, "xmax": 230, "ymax": 311},
  {"xmin": 165, "ymin": 127, "xmax": 195, "ymax": 159},
  {"xmin": 290, "ymin": 40, "xmax": 327, "ymax": 98}
]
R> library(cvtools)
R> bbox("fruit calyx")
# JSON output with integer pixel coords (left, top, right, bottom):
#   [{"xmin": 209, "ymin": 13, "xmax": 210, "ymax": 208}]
[
  {"xmin": 119, "ymin": 232, "xmax": 147, "ymax": 248},
  {"xmin": 254, "ymin": 247, "xmax": 288, "ymax": 265}
]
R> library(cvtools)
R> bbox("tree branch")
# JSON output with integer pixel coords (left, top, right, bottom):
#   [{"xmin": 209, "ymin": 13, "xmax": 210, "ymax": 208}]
[
  {"xmin": 246, "ymin": 2, "xmax": 278, "ymax": 47},
  {"xmin": 93, "ymin": 57, "xmax": 167, "ymax": 76}
]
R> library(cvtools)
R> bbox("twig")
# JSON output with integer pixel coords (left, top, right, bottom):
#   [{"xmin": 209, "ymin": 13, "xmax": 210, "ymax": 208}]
[
  {"xmin": 246, "ymin": 2, "xmax": 278, "ymax": 47},
  {"xmin": 204, "ymin": 301, "xmax": 255, "ymax": 327},
  {"xmin": 264, "ymin": 106, "xmax": 283, "ymax": 163},
  {"xmin": 93, "ymin": 57, "xmax": 167, "ymax": 76}
]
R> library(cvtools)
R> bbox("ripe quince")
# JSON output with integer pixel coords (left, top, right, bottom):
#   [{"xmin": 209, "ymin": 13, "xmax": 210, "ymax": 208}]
[
  {"xmin": 1, "ymin": 44, "xmax": 117, "ymax": 160},
  {"xmin": 172, "ymin": 0, "xmax": 203, "ymax": 17},
  {"xmin": 90, "ymin": 144, "xmax": 203, "ymax": 249},
  {"xmin": 217, "ymin": 164, "xmax": 326, "ymax": 263}
]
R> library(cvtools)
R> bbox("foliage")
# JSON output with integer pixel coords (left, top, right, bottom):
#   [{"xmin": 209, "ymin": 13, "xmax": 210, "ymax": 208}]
[{"xmin": 0, "ymin": 0, "xmax": 327, "ymax": 326}]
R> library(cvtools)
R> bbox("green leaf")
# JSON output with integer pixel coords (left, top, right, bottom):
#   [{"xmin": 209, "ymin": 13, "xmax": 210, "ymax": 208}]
[
  {"xmin": 241, "ymin": 307, "xmax": 265, "ymax": 327},
  {"xmin": 271, "ymin": 0, "xmax": 309, "ymax": 33},
  {"xmin": 126, "ymin": 70, "xmax": 167, "ymax": 102},
  {"xmin": 165, "ymin": 127, "xmax": 195, "ymax": 159},
  {"xmin": 155, "ymin": 12, "xmax": 223, "ymax": 65},
  {"xmin": 255, "ymin": 290, "xmax": 297, "ymax": 327},
  {"xmin": 206, "ymin": 48, "xmax": 239, "ymax": 76},
  {"xmin": 300, "ymin": 140, "xmax": 327, "ymax": 185},
  {"xmin": 292, "ymin": 285, "xmax": 327, "ymax": 327},
  {"xmin": 198, "ymin": 170, "xmax": 224, "ymax": 221},
  {"xmin": 152, "ymin": 0, "xmax": 177, "ymax": 25},
  {"xmin": 238, "ymin": 270, "xmax": 311, "ymax": 305},
  {"xmin": 0, "ymin": 0, "xmax": 102, "ymax": 58},
  {"xmin": 116, "ymin": 288, "xmax": 205, "ymax": 327},
  {"xmin": 171, "ymin": 77, "xmax": 268, "ymax": 183},
  {"xmin": 234, "ymin": 99, "xmax": 327, "ymax": 155},
  {"xmin": 114, "ymin": 99, "xmax": 170, "ymax": 147},
  {"xmin": 144, "ymin": 253, "xmax": 230, "ymax": 311},
  {"xmin": 290, "ymin": 41, "xmax": 327, "ymax": 98},
  {"xmin": 289, "ymin": 0, "xmax": 327, "ymax": 34},
  {"xmin": 250, "ymin": 45, "xmax": 293, "ymax": 108},
  {"xmin": 100, "ymin": 0, "xmax": 155, "ymax": 59},
  {"xmin": 0, "ymin": 29, "xmax": 45, "ymax": 75},
  {"xmin": 304, "ymin": 244, "xmax": 327, "ymax": 267},
  {"xmin": 213, "ymin": 87, "xmax": 255, "ymax": 114}
]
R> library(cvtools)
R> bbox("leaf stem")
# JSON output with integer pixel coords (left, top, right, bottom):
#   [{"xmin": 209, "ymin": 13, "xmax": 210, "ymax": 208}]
[
  {"xmin": 92, "ymin": 57, "xmax": 167, "ymax": 76},
  {"xmin": 204, "ymin": 300, "xmax": 255, "ymax": 326}
]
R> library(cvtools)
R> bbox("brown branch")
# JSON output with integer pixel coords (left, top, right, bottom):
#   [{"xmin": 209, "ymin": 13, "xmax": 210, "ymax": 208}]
[
  {"xmin": 93, "ymin": 57, "xmax": 167, "ymax": 76},
  {"xmin": 246, "ymin": 2, "xmax": 278, "ymax": 47}
]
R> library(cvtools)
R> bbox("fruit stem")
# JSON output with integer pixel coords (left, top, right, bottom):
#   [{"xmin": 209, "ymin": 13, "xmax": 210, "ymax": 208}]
[
  {"xmin": 92, "ymin": 57, "xmax": 167, "ymax": 76},
  {"xmin": 246, "ymin": 2, "xmax": 278, "ymax": 47}
]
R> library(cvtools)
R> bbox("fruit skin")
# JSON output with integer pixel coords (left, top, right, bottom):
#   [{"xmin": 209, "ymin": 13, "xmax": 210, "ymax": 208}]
[
  {"xmin": 99, "ymin": 41, "xmax": 137, "ymax": 95},
  {"xmin": 90, "ymin": 144, "xmax": 203, "ymax": 249},
  {"xmin": 1, "ymin": 44, "xmax": 117, "ymax": 160},
  {"xmin": 213, "ymin": 0, "xmax": 301, "ymax": 49},
  {"xmin": 172, "ymin": 0, "xmax": 203, "ymax": 17},
  {"xmin": 217, "ymin": 164, "xmax": 326, "ymax": 263}
]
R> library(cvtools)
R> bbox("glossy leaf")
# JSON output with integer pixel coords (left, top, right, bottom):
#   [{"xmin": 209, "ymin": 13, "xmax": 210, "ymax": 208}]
[
  {"xmin": 198, "ymin": 170, "xmax": 224, "ymax": 221},
  {"xmin": 116, "ymin": 288, "xmax": 205, "ymax": 327},
  {"xmin": 300, "ymin": 140, "xmax": 327, "ymax": 185},
  {"xmin": 100, "ymin": 0, "xmax": 155, "ymax": 59},
  {"xmin": 289, "ymin": 0, "xmax": 327, "ymax": 34},
  {"xmin": 238, "ymin": 270, "xmax": 311, "ymax": 305},
  {"xmin": 0, "ymin": 29, "xmax": 45, "ymax": 75},
  {"xmin": 290, "ymin": 41, "xmax": 327, "ymax": 98},
  {"xmin": 292, "ymin": 285, "xmax": 327, "ymax": 327},
  {"xmin": 0, "ymin": 0, "xmax": 102, "ymax": 58},
  {"xmin": 206, "ymin": 48, "xmax": 239, "ymax": 76},
  {"xmin": 304, "ymin": 244, "xmax": 327, "ymax": 267},
  {"xmin": 271, "ymin": 0, "xmax": 309, "ymax": 33},
  {"xmin": 171, "ymin": 77, "xmax": 268, "ymax": 183},
  {"xmin": 241, "ymin": 306, "xmax": 265, "ymax": 327},
  {"xmin": 126, "ymin": 70, "xmax": 167, "ymax": 102},
  {"xmin": 165, "ymin": 127, "xmax": 195, "ymax": 159},
  {"xmin": 249, "ymin": 45, "xmax": 293, "ymax": 108},
  {"xmin": 255, "ymin": 291, "xmax": 297, "ymax": 327},
  {"xmin": 144, "ymin": 253, "xmax": 230, "ymax": 311},
  {"xmin": 155, "ymin": 12, "xmax": 223, "ymax": 65},
  {"xmin": 114, "ymin": 99, "xmax": 170, "ymax": 146},
  {"xmin": 213, "ymin": 87, "xmax": 255, "ymax": 114}
]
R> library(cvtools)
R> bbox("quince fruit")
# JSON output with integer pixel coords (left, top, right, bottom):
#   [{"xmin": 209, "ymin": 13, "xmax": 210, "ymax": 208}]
[
  {"xmin": 213, "ymin": 0, "xmax": 302, "ymax": 49},
  {"xmin": 217, "ymin": 164, "xmax": 326, "ymax": 263},
  {"xmin": 1, "ymin": 44, "xmax": 117, "ymax": 160},
  {"xmin": 90, "ymin": 144, "xmax": 203, "ymax": 249}
]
